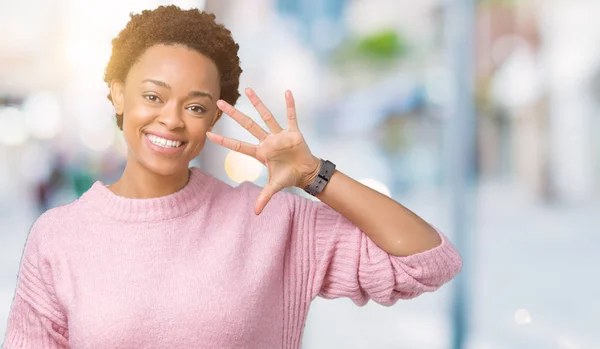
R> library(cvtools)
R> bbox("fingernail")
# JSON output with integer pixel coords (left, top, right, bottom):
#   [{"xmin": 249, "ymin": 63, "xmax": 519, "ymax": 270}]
[
  {"xmin": 246, "ymin": 88, "xmax": 254, "ymax": 96},
  {"xmin": 217, "ymin": 100, "xmax": 227, "ymax": 108}
]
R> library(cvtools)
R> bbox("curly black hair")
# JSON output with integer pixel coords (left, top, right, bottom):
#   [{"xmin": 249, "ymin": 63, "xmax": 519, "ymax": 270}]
[{"xmin": 104, "ymin": 5, "xmax": 242, "ymax": 129}]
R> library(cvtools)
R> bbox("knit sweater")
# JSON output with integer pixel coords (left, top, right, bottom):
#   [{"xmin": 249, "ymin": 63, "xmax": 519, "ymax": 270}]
[{"xmin": 3, "ymin": 167, "xmax": 462, "ymax": 349}]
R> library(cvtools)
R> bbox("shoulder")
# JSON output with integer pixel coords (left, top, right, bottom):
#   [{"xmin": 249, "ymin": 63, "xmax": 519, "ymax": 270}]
[
  {"xmin": 36, "ymin": 193, "xmax": 88, "ymax": 226},
  {"xmin": 27, "ymin": 197, "xmax": 86, "ymax": 248}
]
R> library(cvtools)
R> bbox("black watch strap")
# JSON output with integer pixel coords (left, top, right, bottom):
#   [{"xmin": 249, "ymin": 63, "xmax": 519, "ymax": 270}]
[{"xmin": 304, "ymin": 159, "xmax": 336, "ymax": 196}]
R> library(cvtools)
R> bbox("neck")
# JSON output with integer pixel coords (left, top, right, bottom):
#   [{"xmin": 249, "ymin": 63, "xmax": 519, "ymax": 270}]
[{"xmin": 109, "ymin": 160, "xmax": 190, "ymax": 199}]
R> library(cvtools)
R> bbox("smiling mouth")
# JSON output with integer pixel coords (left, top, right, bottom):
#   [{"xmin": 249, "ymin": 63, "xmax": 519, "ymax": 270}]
[{"xmin": 144, "ymin": 133, "xmax": 186, "ymax": 148}]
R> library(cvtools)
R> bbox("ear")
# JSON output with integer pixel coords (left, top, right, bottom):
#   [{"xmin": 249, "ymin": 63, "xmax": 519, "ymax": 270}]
[
  {"xmin": 110, "ymin": 80, "xmax": 125, "ymax": 115},
  {"xmin": 209, "ymin": 110, "xmax": 222, "ymax": 131}
]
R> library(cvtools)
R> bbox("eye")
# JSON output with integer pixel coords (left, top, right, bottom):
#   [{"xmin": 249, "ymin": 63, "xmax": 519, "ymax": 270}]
[
  {"xmin": 143, "ymin": 94, "xmax": 162, "ymax": 103},
  {"xmin": 186, "ymin": 105, "xmax": 207, "ymax": 115}
]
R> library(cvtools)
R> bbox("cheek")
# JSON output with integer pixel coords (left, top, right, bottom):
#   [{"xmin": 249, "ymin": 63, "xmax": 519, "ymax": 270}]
[
  {"xmin": 124, "ymin": 100, "xmax": 158, "ymax": 125},
  {"xmin": 186, "ymin": 122, "xmax": 212, "ymax": 152},
  {"xmin": 122, "ymin": 101, "xmax": 160, "ymax": 137},
  {"xmin": 190, "ymin": 126, "xmax": 208, "ymax": 142},
  {"xmin": 121, "ymin": 103, "xmax": 156, "ymax": 146}
]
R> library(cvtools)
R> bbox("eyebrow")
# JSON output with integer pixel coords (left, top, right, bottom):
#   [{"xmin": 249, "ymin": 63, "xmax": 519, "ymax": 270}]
[{"xmin": 141, "ymin": 79, "xmax": 213, "ymax": 100}]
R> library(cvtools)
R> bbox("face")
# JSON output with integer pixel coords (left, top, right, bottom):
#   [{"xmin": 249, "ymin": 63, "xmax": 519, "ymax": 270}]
[{"xmin": 110, "ymin": 44, "xmax": 222, "ymax": 177}]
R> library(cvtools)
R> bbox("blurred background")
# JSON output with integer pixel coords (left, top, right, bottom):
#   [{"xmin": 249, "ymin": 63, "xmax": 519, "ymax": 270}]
[{"xmin": 1, "ymin": 0, "xmax": 599, "ymax": 348}]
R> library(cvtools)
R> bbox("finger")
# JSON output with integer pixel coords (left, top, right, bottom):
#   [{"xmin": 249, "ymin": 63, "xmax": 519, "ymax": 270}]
[
  {"xmin": 245, "ymin": 88, "xmax": 283, "ymax": 134},
  {"xmin": 285, "ymin": 90, "xmax": 299, "ymax": 132},
  {"xmin": 254, "ymin": 181, "xmax": 283, "ymax": 215},
  {"xmin": 217, "ymin": 100, "xmax": 269, "ymax": 141},
  {"xmin": 206, "ymin": 131, "xmax": 257, "ymax": 158}
]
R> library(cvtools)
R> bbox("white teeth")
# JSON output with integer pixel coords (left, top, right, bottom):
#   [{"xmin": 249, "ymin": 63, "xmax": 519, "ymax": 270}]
[{"xmin": 146, "ymin": 134, "xmax": 182, "ymax": 148}]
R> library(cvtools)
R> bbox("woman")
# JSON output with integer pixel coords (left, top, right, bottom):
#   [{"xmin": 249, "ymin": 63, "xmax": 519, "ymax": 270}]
[{"xmin": 3, "ymin": 5, "xmax": 462, "ymax": 349}]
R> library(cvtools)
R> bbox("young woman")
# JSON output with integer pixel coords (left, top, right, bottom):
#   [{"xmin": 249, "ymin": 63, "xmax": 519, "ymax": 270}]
[{"xmin": 3, "ymin": 5, "xmax": 462, "ymax": 349}]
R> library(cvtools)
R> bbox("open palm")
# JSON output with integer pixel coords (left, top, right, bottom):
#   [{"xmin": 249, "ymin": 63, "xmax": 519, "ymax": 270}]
[{"xmin": 206, "ymin": 88, "xmax": 320, "ymax": 215}]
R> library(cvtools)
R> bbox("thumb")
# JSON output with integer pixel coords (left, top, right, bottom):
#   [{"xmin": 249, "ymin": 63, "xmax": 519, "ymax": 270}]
[{"xmin": 255, "ymin": 181, "xmax": 283, "ymax": 215}]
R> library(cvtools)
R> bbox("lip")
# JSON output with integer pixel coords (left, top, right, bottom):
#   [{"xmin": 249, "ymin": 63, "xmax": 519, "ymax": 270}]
[
  {"xmin": 144, "ymin": 133, "xmax": 186, "ymax": 156},
  {"xmin": 143, "ymin": 130, "xmax": 187, "ymax": 143}
]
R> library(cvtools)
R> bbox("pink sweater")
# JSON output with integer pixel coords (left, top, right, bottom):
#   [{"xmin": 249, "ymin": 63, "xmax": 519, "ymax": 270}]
[{"xmin": 3, "ymin": 167, "xmax": 462, "ymax": 349}]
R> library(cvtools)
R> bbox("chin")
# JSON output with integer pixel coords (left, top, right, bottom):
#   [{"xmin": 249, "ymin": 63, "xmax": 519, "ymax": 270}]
[
  {"xmin": 144, "ymin": 156, "xmax": 191, "ymax": 177},
  {"xmin": 149, "ymin": 162, "xmax": 187, "ymax": 177},
  {"xmin": 131, "ymin": 151, "xmax": 189, "ymax": 178}
]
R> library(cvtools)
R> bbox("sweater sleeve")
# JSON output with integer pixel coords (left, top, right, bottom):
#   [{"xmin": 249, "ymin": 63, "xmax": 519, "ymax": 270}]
[
  {"xmin": 288, "ymin": 194, "xmax": 462, "ymax": 307},
  {"xmin": 2, "ymin": 217, "xmax": 69, "ymax": 349}
]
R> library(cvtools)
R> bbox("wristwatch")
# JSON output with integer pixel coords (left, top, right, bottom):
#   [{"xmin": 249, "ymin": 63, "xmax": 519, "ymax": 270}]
[{"xmin": 304, "ymin": 159, "xmax": 336, "ymax": 196}]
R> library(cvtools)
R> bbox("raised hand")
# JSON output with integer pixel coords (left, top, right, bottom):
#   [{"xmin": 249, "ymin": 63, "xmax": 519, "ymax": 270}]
[{"xmin": 206, "ymin": 88, "xmax": 320, "ymax": 215}]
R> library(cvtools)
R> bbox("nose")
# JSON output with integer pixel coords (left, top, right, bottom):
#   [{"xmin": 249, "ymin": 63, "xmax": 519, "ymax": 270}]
[{"xmin": 157, "ymin": 103, "xmax": 185, "ymax": 130}]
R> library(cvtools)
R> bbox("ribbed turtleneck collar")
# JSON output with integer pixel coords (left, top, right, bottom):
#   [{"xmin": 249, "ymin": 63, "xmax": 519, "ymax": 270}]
[{"xmin": 79, "ymin": 167, "xmax": 212, "ymax": 222}]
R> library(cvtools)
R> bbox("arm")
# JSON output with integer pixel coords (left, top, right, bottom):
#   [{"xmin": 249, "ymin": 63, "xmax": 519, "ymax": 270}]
[
  {"xmin": 300, "ymin": 163, "xmax": 462, "ymax": 304},
  {"xmin": 285, "ymin": 192, "xmax": 462, "ymax": 306},
  {"xmin": 4, "ymin": 296, "xmax": 69, "ymax": 349},
  {"xmin": 209, "ymin": 89, "xmax": 462, "ymax": 304},
  {"xmin": 3, "ymin": 217, "xmax": 69, "ymax": 349},
  {"xmin": 208, "ymin": 88, "xmax": 445, "ymax": 257},
  {"xmin": 306, "ymin": 164, "xmax": 442, "ymax": 257}
]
